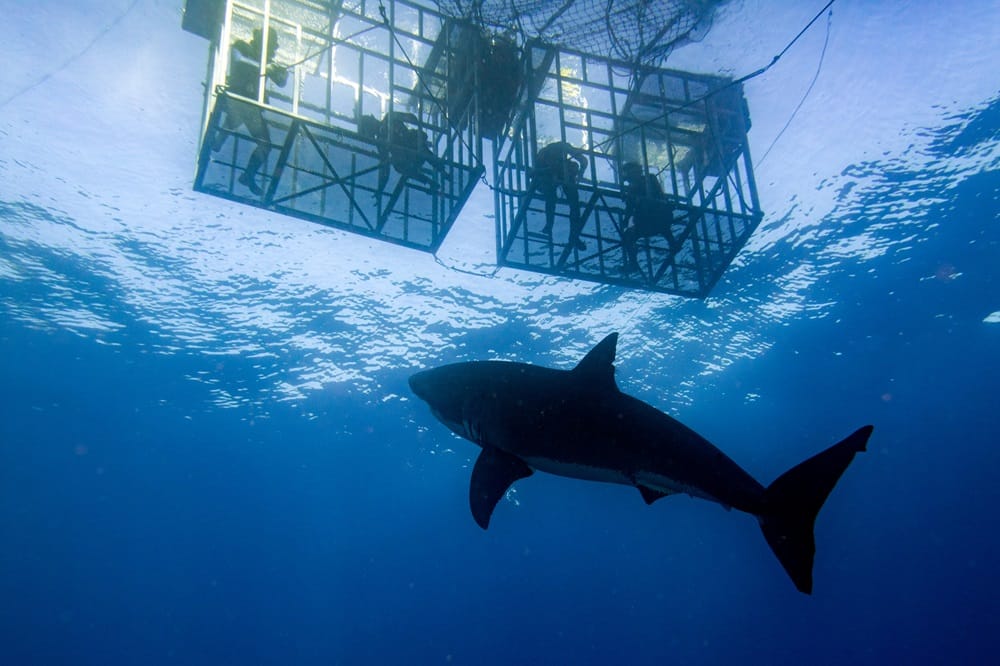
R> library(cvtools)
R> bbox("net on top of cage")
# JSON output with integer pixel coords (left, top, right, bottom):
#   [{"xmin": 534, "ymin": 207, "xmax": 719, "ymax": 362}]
[{"xmin": 435, "ymin": 0, "xmax": 722, "ymax": 66}]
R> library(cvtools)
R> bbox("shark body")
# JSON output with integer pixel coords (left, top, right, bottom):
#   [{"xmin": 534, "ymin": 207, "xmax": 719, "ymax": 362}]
[{"xmin": 408, "ymin": 332, "xmax": 870, "ymax": 593}]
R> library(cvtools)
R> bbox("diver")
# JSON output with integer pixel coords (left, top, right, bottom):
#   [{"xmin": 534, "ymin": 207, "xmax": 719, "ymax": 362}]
[
  {"xmin": 619, "ymin": 161, "xmax": 682, "ymax": 274},
  {"xmin": 477, "ymin": 31, "xmax": 522, "ymax": 138},
  {"xmin": 445, "ymin": 28, "xmax": 522, "ymax": 139},
  {"xmin": 527, "ymin": 140, "xmax": 588, "ymax": 250},
  {"xmin": 359, "ymin": 112, "xmax": 449, "ymax": 194},
  {"xmin": 212, "ymin": 27, "xmax": 289, "ymax": 196}
]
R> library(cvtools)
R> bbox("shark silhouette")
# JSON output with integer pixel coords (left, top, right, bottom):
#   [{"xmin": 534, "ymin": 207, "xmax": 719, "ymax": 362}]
[{"xmin": 409, "ymin": 332, "xmax": 870, "ymax": 594}]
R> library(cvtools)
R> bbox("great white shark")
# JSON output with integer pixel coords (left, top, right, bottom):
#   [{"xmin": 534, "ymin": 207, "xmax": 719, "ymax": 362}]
[{"xmin": 408, "ymin": 332, "xmax": 871, "ymax": 594}]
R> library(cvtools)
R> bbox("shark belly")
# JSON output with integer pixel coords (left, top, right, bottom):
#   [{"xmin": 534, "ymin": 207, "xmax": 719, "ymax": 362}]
[{"xmin": 521, "ymin": 455, "xmax": 632, "ymax": 485}]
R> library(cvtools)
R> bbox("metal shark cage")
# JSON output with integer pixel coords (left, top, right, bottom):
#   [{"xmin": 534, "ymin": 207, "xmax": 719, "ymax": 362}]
[
  {"xmin": 183, "ymin": 0, "xmax": 485, "ymax": 252},
  {"xmin": 493, "ymin": 43, "xmax": 763, "ymax": 297},
  {"xmin": 182, "ymin": 1, "xmax": 764, "ymax": 297}
]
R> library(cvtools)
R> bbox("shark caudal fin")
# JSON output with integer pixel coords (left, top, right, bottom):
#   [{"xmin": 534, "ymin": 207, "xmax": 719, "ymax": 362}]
[{"xmin": 759, "ymin": 425, "xmax": 872, "ymax": 594}]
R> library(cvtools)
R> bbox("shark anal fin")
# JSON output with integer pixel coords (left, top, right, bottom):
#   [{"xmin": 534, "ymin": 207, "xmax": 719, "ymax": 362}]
[
  {"xmin": 470, "ymin": 447, "xmax": 533, "ymax": 530},
  {"xmin": 637, "ymin": 485, "xmax": 672, "ymax": 505}
]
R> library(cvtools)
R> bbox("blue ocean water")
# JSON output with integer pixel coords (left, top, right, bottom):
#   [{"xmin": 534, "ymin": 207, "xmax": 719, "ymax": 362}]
[{"xmin": 2, "ymin": 1, "xmax": 998, "ymax": 664}]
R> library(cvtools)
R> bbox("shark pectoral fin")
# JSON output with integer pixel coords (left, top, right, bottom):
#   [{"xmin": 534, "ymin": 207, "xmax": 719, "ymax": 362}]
[
  {"xmin": 469, "ymin": 447, "xmax": 534, "ymax": 530},
  {"xmin": 637, "ymin": 485, "xmax": 672, "ymax": 505}
]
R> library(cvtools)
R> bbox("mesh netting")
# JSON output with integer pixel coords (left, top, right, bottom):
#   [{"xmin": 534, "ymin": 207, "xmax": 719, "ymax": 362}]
[{"xmin": 435, "ymin": 0, "xmax": 724, "ymax": 65}]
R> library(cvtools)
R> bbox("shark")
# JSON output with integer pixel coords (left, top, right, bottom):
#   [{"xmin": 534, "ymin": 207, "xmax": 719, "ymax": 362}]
[{"xmin": 408, "ymin": 332, "xmax": 871, "ymax": 594}]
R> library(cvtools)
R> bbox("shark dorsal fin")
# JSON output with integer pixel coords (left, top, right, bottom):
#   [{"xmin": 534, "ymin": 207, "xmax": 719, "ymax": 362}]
[{"xmin": 572, "ymin": 333, "xmax": 619, "ymax": 391}]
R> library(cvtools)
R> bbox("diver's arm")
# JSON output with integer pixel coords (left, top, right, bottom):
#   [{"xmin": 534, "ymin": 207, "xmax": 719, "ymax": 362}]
[
  {"xmin": 231, "ymin": 40, "xmax": 254, "ymax": 59},
  {"xmin": 393, "ymin": 111, "xmax": 421, "ymax": 126},
  {"xmin": 267, "ymin": 63, "xmax": 288, "ymax": 87}
]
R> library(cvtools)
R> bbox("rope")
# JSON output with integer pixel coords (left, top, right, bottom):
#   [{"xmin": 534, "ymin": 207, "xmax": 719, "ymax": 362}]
[
  {"xmin": 283, "ymin": 23, "xmax": 381, "ymax": 70},
  {"xmin": 0, "ymin": 0, "xmax": 142, "ymax": 110},
  {"xmin": 591, "ymin": 0, "xmax": 838, "ymax": 154},
  {"xmin": 757, "ymin": 6, "xmax": 833, "ymax": 167},
  {"xmin": 767, "ymin": 0, "xmax": 836, "ymax": 70},
  {"xmin": 433, "ymin": 253, "xmax": 502, "ymax": 278}
]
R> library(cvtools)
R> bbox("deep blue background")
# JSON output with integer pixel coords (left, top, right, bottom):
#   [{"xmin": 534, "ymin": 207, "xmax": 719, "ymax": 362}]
[{"xmin": 2, "ymin": 160, "xmax": 998, "ymax": 664}]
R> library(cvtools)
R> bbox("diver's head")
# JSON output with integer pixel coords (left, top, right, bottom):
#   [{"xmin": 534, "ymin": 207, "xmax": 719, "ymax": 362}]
[
  {"xmin": 358, "ymin": 114, "xmax": 380, "ymax": 139},
  {"xmin": 252, "ymin": 28, "xmax": 280, "ymax": 57},
  {"xmin": 621, "ymin": 161, "xmax": 644, "ymax": 182}
]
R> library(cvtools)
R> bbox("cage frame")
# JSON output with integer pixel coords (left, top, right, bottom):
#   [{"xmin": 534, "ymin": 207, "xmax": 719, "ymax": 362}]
[
  {"xmin": 187, "ymin": 0, "xmax": 485, "ymax": 252},
  {"xmin": 492, "ymin": 40, "xmax": 763, "ymax": 297}
]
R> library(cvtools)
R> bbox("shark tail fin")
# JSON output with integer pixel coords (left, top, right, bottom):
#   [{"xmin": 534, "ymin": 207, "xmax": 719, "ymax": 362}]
[{"xmin": 758, "ymin": 425, "xmax": 872, "ymax": 594}]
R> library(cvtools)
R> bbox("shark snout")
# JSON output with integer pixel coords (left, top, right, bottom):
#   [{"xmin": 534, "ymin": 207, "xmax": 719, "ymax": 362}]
[
  {"xmin": 408, "ymin": 365, "xmax": 468, "ymax": 430},
  {"xmin": 408, "ymin": 370, "xmax": 432, "ymax": 402}
]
